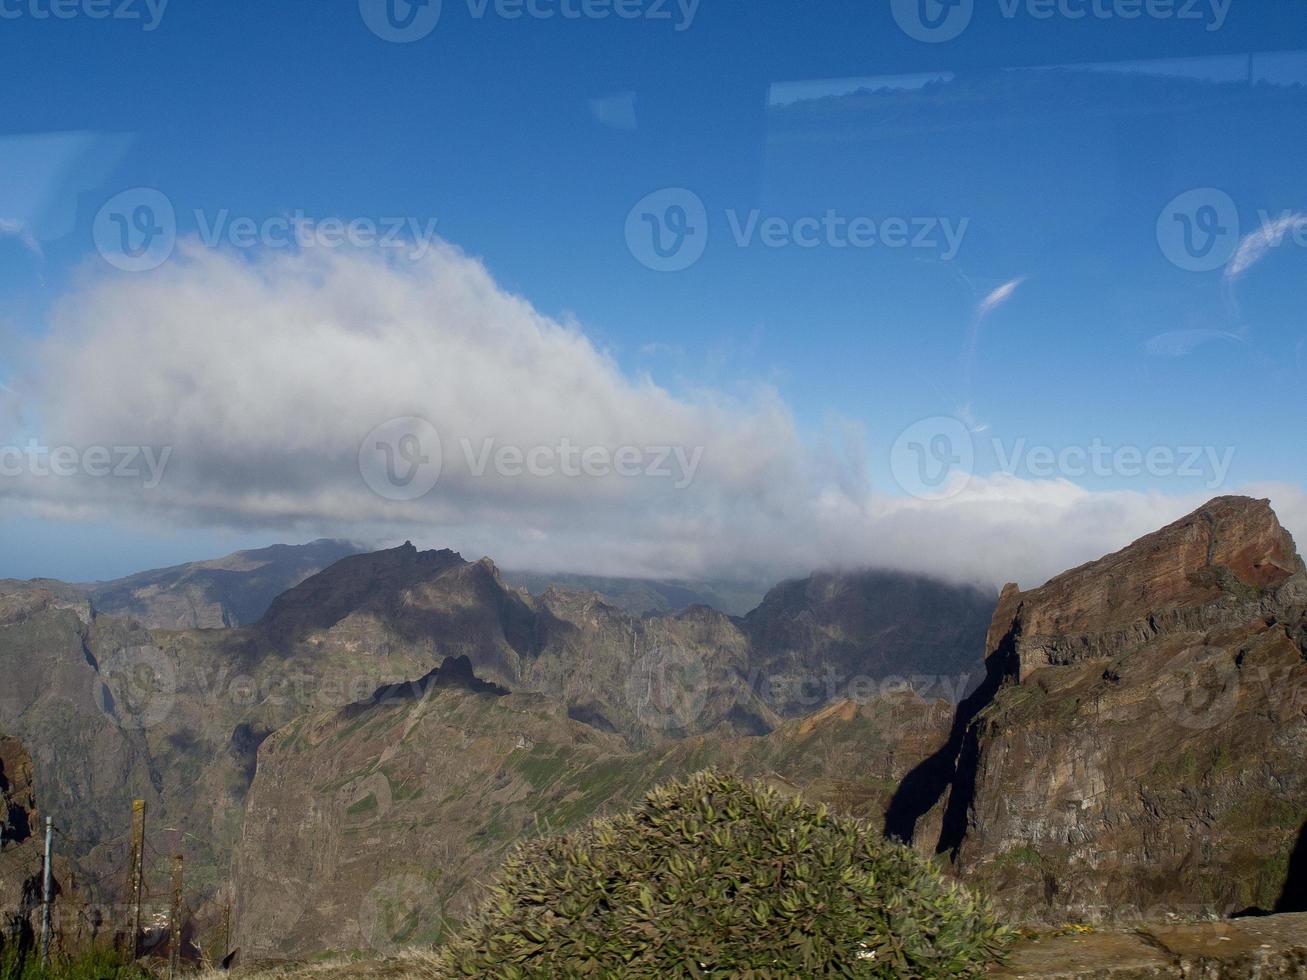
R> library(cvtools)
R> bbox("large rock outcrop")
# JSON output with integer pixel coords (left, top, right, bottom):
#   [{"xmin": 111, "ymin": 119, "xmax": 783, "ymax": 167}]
[
  {"xmin": 0, "ymin": 735, "xmax": 91, "ymax": 958},
  {"xmin": 943, "ymin": 496, "xmax": 1307, "ymax": 921}
]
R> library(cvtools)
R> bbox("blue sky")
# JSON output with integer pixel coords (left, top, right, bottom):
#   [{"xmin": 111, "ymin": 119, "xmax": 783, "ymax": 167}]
[{"xmin": 2, "ymin": 0, "xmax": 1306, "ymax": 583}]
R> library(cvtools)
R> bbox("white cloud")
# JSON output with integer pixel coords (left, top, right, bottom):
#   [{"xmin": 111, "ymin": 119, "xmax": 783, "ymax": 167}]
[
  {"xmin": 0, "ymin": 218, "xmax": 43, "ymax": 260},
  {"xmin": 976, "ymin": 277, "xmax": 1024, "ymax": 319},
  {"xmin": 1144, "ymin": 329, "xmax": 1244, "ymax": 358},
  {"xmin": 7, "ymin": 243, "xmax": 1303, "ymax": 592},
  {"xmin": 1226, "ymin": 211, "xmax": 1306, "ymax": 282}
]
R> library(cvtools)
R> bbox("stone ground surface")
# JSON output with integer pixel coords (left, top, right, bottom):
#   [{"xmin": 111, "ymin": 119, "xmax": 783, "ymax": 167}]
[
  {"xmin": 203, "ymin": 912, "xmax": 1307, "ymax": 979},
  {"xmin": 991, "ymin": 912, "xmax": 1307, "ymax": 979}
]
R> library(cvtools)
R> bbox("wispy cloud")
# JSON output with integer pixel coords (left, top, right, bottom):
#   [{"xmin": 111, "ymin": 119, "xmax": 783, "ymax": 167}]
[
  {"xmin": 976, "ymin": 277, "xmax": 1025, "ymax": 319},
  {"xmin": 1144, "ymin": 329, "xmax": 1245, "ymax": 358},
  {"xmin": 0, "ymin": 218, "xmax": 43, "ymax": 260},
  {"xmin": 959, "ymin": 276, "xmax": 1027, "ymax": 427},
  {"xmin": 1225, "ymin": 211, "xmax": 1306, "ymax": 282}
]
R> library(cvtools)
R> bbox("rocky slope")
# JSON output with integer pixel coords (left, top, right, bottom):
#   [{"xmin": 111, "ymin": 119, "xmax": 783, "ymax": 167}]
[
  {"xmin": 231, "ymin": 659, "xmax": 954, "ymax": 958},
  {"xmin": 84, "ymin": 539, "xmax": 362, "ymax": 629},
  {"xmin": 0, "ymin": 734, "xmax": 42, "ymax": 953},
  {"xmin": 0, "ymin": 734, "xmax": 92, "ymax": 957},
  {"xmin": 922, "ymin": 496, "xmax": 1307, "ymax": 922},
  {"xmin": 0, "ymin": 545, "xmax": 990, "ymax": 944},
  {"xmin": 743, "ymin": 569, "xmax": 995, "ymax": 712},
  {"xmin": 248, "ymin": 543, "xmax": 991, "ymax": 744}
]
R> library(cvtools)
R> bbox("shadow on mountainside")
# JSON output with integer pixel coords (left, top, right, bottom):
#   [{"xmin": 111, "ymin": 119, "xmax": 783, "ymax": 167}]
[
  {"xmin": 882, "ymin": 626, "xmax": 1017, "ymax": 853},
  {"xmin": 1274, "ymin": 819, "xmax": 1307, "ymax": 913}
]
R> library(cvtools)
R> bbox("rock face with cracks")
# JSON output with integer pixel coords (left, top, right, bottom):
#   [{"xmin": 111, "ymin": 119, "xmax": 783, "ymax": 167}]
[{"xmin": 935, "ymin": 497, "xmax": 1307, "ymax": 922}]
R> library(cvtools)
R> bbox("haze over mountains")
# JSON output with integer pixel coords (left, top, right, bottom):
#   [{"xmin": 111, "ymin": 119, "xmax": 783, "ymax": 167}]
[{"xmin": 76, "ymin": 539, "xmax": 773, "ymax": 628}]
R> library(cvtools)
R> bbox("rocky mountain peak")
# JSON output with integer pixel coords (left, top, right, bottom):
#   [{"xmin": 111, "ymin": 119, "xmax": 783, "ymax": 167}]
[
  {"xmin": 255, "ymin": 544, "xmax": 467, "ymax": 642},
  {"xmin": 985, "ymin": 495, "xmax": 1306, "ymax": 678}
]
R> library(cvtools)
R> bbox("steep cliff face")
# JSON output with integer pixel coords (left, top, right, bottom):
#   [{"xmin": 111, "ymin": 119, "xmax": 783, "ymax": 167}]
[
  {"xmin": 230, "ymin": 664, "xmax": 954, "ymax": 958},
  {"xmin": 0, "ymin": 735, "xmax": 92, "ymax": 957},
  {"xmin": 950, "ymin": 496, "xmax": 1307, "ymax": 921},
  {"xmin": 0, "ymin": 735, "xmax": 42, "ymax": 954}
]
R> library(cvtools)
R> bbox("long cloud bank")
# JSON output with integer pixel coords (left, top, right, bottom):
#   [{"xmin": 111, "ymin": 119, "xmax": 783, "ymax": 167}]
[{"xmin": 5, "ymin": 241, "xmax": 1305, "ymax": 590}]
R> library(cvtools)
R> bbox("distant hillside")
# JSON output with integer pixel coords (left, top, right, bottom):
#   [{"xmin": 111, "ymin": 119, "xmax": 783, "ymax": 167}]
[
  {"xmin": 501, "ymin": 569, "xmax": 766, "ymax": 616},
  {"xmin": 83, "ymin": 539, "xmax": 363, "ymax": 628}
]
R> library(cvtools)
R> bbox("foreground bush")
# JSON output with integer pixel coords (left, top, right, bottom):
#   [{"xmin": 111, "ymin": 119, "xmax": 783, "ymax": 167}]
[
  {"xmin": 0, "ymin": 946, "xmax": 150, "ymax": 980},
  {"xmin": 439, "ymin": 771, "xmax": 1012, "ymax": 977}
]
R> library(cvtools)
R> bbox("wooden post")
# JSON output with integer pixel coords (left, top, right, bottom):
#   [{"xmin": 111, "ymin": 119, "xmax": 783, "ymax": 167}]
[
  {"xmin": 40, "ymin": 816, "xmax": 53, "ymax": 967},
  {"xmin": 169, "ymin": 854, "xmax": 183, "ymax": 980},
  {"xmin": 126, "ymin": 800, "xmax": 146, "ymax": 959},
  {"xmin": 221, "ymin": 896, "xmax": 231, "ymax": 965}
]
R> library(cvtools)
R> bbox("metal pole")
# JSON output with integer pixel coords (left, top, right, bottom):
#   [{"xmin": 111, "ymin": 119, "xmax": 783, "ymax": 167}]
[{"xmin": 40, "ymin": 816, "xmax": 53, "ymax": 967}]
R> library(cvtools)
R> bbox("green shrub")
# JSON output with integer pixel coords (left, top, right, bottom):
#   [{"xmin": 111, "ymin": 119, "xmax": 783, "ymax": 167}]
[
  {"xmin": 439, "ymin": 771, "xmax": 1013, "ymax": 978},
  {"xmin": 0, "ymin": 945, "xmax": 150, "ymax": 980}
]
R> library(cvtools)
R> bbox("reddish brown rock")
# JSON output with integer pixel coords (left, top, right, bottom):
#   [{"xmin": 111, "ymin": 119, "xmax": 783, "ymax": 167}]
[
  {"xmin": 950, "ymin": 496, "xmax": 1307, "ymax": 922},
  {"xmin": 986, "ymin": 496, "xmax": 1305, "ymax": 680}
]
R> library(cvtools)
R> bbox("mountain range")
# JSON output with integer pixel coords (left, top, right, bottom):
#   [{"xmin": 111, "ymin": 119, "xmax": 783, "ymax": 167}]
[{"xmin": 1, "ymin": 496, "xmax": 1303, "ymax": 963}]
